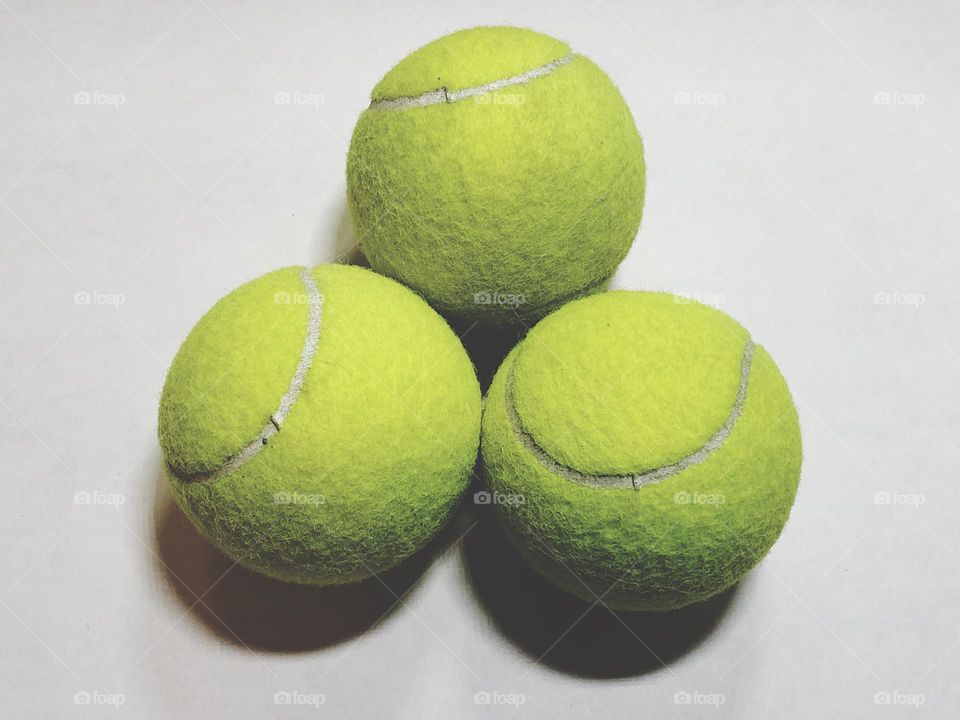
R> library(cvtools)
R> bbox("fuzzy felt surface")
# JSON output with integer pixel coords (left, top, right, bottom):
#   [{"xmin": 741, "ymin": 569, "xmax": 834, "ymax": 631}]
[
  {"xmin": 481, "ymin": 291, "xmax": 802, "ymax": 611},
  {"xmin": 158, "ymin": 264, "xmax": 481, "ymax": 585},
  {"xmin": 160, "ymin": 267, "xmax": 307, "ymax": 478},
  {"xmin": 514, "ymin": 292, "xmax": 750, "ymax": 475},
  {"xmin": 347, "ymin": 26, "xmax": 645, "ymax": 326}
]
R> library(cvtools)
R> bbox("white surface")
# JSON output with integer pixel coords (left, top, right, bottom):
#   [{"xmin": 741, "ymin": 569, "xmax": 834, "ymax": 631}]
[{"xmin": 2, "ymin": 1, "xmax": 959, "ymax": 718}]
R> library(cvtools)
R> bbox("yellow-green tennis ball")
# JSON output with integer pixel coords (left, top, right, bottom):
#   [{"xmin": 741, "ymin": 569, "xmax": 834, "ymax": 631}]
[
  {"xmin": 347, "ymin": 26, "xmax": 646, "ymax": 325},
  {"xmin": 158, "ymin": 264, "xmax": 481, "ymax": 585},
  {"xmin": 481, "ymin": 292, "xmax": 802, "ymax": 611}
]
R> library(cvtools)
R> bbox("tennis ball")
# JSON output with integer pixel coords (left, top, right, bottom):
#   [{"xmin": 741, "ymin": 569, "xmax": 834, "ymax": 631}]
[
  {"xmin": 347, "ymin": 26, "xmax": 645, "ymax": 325},
  {"xmin": 158, "ymin": 264, "xmax": 481, "ymax": 585},
  {"xmin": 481, "ymin": 292, "xmax": 802, "ymax": 611}
]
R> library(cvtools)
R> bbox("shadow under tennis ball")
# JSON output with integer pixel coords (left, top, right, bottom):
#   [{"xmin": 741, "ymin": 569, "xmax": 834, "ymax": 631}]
[
  {"xmin": 455, "ymin": 324, "xmax": 524, "ymax": 393},
  {"xmin": 152, "ymin": 465, "xmax": 449, "ymax": 653},
  {"xmin": 461, "ymin": 505, "xmax": 738, "ymax": 678}
]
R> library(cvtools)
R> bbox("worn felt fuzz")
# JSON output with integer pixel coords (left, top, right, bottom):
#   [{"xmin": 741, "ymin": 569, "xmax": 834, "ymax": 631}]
[
  {"xmin": 481, "ymin": 292, "xmax": 802, "ymax": 611},
  {"xmin": 159, "ymin": 265, "xmax": 481, "ymax": 585},
  {"xmin": 347, "ymin": 26, "xmax": 646, "ymax": 325}
]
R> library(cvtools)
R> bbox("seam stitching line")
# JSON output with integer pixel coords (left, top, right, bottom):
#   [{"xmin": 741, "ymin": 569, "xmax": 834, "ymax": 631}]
[
  {"xmin": 176, "ymin": 266, "xmax": 323, "ymax": 482},
  {"xmin": 368, "ymin": 53, "xmax": 575, "ymax": 111},
  {"xmin": 506, "ymin": 340, "xmax": 756, "ymax": 490}
]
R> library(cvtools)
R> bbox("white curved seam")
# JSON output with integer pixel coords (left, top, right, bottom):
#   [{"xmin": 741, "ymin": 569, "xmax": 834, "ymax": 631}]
[
  {"xmin": 506, "ymin": 341, "xmax": 756, "ymax": 490},
  {"xmin": 368, "ymin": 53, "xmax": 575, "ymax": 111},
  {"xmin": 184, "ymin": 267, "xmax": 323, "ymax": 481}
]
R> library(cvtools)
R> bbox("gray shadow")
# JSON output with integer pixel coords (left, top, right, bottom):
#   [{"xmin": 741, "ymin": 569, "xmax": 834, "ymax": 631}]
[
  {"xmin": 317, "ymin": 196, "xmax": 368, "ymax": 267},
  {"xmin": 461, "ymin": 505, "xmax": 738, "ymax": 678},
  {"xmin": 452, "ymin": 322, "xmax": 524, "ymax": 394},
  {"xmin": 152, "ymin": 463, "xmax": 454, "ymax": 653}
]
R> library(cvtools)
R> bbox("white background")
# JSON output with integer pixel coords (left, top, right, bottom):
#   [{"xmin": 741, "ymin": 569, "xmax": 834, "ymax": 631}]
[{"xmin": 2, "ymin": 1, "xmax": 959, "ymax": 718}]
